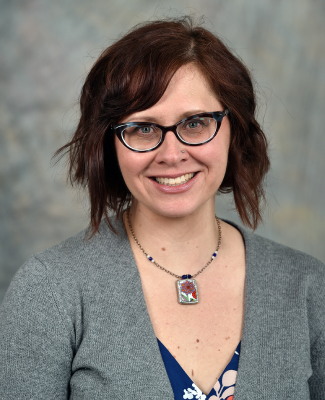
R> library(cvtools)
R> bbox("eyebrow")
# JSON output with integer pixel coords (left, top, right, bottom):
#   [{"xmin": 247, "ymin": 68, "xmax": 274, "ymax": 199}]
[{"xmin": 124, "ymin": 110, "xmax": 208, "ymax": 124}]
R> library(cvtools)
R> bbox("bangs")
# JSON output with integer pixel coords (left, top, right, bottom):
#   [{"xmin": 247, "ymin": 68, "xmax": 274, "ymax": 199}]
[{"xmin": 104, "ymin": 50, "xmax": 196, "ymax": 124}]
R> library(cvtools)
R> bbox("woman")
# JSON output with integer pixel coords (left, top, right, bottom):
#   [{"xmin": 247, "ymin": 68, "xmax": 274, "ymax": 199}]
[{"xmin": 0, "ymin": 17, "xmax": 324, "ymax": 400}]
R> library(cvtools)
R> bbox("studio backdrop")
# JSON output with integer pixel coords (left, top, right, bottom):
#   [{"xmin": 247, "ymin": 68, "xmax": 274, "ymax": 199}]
[{"xmin": 1, "ymin": 0, "xmax": 324, "ymax": 304}]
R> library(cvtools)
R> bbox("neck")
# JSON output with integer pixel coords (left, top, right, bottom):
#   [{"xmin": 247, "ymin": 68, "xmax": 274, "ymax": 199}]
[{"xmin": 124, "ymin": 201, "xmax": 221, "ymax": 276}]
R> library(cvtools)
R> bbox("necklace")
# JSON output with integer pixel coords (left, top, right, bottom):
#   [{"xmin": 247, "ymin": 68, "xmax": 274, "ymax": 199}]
[{"xmin": 126, "ymin": 209, "xmax": 221, "ymax": 305}]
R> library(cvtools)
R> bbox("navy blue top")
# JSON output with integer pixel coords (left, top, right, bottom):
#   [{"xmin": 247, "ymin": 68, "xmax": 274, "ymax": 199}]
[{"xmin": 157, "ymin": 339, "xmax": 240, "ymax": 400}]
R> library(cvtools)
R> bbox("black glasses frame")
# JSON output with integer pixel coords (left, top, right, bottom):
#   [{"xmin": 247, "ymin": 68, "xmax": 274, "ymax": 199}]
[{"xmin": 112, "ymin": 109, "xmax": 230, "ymax": 153}]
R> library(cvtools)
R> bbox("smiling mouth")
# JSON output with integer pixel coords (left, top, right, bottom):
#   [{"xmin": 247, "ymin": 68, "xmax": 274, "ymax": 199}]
[{"xmin": 153, "ymin": 173, "xmax": 196, "ymax": 186}]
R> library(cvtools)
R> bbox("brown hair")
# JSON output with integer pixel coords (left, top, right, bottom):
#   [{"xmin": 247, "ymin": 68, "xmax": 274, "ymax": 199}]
[{"xmin": 55, "ymin": 16, "xmax": 270, "ymax": 235}]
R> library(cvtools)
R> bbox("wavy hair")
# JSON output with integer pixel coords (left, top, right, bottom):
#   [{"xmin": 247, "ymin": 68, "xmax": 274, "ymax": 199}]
[{"xmin": 55, "ymin": 16, "xmax": 270, "ymax": 235}]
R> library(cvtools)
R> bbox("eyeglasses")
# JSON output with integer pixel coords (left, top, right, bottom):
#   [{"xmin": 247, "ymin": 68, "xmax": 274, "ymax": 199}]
[{"xmin": 112, "ymin": 109, "xmax": 229, "ymax": 152}]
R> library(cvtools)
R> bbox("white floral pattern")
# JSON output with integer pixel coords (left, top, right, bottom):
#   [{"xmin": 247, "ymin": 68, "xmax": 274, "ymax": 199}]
[{"xmin": 183, "ymin": 383, "xmax": 207, "ymax": 399}]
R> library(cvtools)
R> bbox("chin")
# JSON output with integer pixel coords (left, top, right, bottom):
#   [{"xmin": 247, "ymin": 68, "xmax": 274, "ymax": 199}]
[{"xmin": 142, "ymin": 199, "xmax": 213, "ymax": 220}]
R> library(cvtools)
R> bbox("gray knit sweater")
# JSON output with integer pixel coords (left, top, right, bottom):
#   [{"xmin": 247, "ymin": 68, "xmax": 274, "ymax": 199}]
[{"xmin": 0, "ymin": 218, "xmax": 324, "ymax": 399}]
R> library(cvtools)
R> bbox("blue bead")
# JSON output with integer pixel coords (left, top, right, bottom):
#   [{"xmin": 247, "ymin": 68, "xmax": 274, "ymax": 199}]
[
  {"xmin": 188, "ymin": 274, "xmax": 192, "ymax": 278},
  {"xmin": 213, "ymin": 253, "xmax": 217, "ymax": 257},
  {"xmin": 149, "ymin": 257, "xmax": 153, "ymax": 261},
  {"xmin": 182, "ymin": 275, "xmax": 187, "ymax": 279}
]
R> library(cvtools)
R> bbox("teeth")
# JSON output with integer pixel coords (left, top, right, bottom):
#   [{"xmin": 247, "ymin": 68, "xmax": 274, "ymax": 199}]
[{"xmin": 155, "ymin": 173, "xmax": 195, "ymax": 186}]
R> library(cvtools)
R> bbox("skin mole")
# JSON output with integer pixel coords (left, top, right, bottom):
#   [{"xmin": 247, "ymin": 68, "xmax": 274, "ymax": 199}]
[
  {"xmin": 161, "ymin": 247, "xmax": 166, "ymax": 251},
  {"xmin": 196, "ymin": 339, "xmax": 199, "ymax": 342}
]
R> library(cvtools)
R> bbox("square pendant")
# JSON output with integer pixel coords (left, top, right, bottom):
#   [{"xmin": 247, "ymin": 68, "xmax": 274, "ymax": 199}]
[{"xmin": 176, "ymin": 278, "xmax": 199, "ymax": 304}]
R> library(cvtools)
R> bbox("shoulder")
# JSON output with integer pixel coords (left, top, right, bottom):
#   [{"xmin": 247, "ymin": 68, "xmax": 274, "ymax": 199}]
[
  {"xmin": 226, "ymin": 219, "xmax": 325, "ymax": 279},
  {"xmin": 224, "ymin": 220, "xmax": 325, "ymax": 318},
  {"xmin": 248, "ymin": 230, "xmax": 324, "ymax": 278},
  {"xmin": 237, "ymin": 222, "xmax": 325, "ymax": 330},
  {"xmin": 3, "ymin": 217, "xmax": 132, "ymax": 313},
  {"xmin": 227, "ymin": 221, "xmax": 325, "ymax": 343},
  {"xmin": 31, "ymin": 216, "xmax": 129, "ymax": 277}
]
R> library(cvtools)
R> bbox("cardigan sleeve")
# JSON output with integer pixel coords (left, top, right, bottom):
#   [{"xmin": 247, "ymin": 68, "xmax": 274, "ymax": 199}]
[
  {"xmin": 0, "ymin": 257, "xmax": 74, "ymax": 399},
  {"xmin": 307, "ymin": 259, "xmax": 325, "ymax": 399},
  {"xmin": 309, "ymin": 332, "xmax": 325, "ymax": 399}
]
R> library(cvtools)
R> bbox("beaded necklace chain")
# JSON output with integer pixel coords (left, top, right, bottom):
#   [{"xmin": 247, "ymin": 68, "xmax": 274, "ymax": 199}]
[{"xmin": 126, "ymin": 208, "xmax": 222, "ymax": 304}]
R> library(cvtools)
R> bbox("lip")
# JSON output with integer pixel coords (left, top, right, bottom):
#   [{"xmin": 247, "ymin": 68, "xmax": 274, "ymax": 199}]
[
  {"xmin": 149, "ymin": 172, "xmax": 199, "ymax": 193},
  {"xmin": 150, "ymin": 172, "xmax": 196, "ymax": 179}
]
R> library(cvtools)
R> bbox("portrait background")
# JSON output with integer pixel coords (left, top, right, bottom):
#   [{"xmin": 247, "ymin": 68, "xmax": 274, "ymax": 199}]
[{"xmin": 1, "ymin": 0, "xmax": 325, "ymax": 304}]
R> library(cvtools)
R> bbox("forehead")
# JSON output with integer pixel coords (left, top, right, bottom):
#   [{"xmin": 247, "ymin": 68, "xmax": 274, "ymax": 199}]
[
  {"xmin": 122, "ymin": 64, "xmax": 221, "ymax": 124},
  {"xmin": 162, "ymin": 64, "xmax": 216, "ymax": 99}
]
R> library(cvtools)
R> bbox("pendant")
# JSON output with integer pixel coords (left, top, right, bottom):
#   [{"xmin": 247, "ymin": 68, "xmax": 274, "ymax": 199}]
[{"xmin": 176, "ymin": 278, "xmax": 199, "ymax": 304}]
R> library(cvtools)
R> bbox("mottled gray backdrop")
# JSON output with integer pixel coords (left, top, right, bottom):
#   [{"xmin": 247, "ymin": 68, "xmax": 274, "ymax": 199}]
[{"xmin": 1, "ymin": 0, "xmax": 325, "ymax": 304}]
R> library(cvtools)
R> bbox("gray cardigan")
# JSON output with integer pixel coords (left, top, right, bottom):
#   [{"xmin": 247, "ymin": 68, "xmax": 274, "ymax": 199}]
[{"xmin": 0, "ymin": 217, "xmax": 324, "ymax": 399}]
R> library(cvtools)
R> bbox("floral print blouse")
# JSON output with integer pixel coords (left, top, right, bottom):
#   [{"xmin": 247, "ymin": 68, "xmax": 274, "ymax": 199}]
[{"xmin": 157, "ymin": 339, "xmax": 240, "ymax": 400}]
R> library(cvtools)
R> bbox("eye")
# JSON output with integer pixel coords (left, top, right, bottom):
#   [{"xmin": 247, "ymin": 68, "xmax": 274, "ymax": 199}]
[
  {"xmin": 139, "ymin": 126, "xmax": 153, "ymax": 134},
  {"xmin": 124, "ymin": 124, "xmax": 160, "ymax": 139},
  {"xmin": 122, "ymin": 124, "xmax": 161, "ymax": 149},
  {"xmin": 128, "ymin": 125, "xmax": 155, "ymax": 135},
  {"xmin": 187, "ymin": 121, "xmax": 201, "ymax": 129},
  {"xmin": 183, "ymin": 118, "xmax": 208, "ymax": 131}
]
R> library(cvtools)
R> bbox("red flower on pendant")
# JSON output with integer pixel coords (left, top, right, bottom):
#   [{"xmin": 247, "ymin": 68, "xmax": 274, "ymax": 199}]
[
  {"xmin": 181, "ymin": 280, "xmax": 195, "ymax": 294},
  {"xmin": 192, "ymin": 291, "xmax": 197, "ymax": 299}
]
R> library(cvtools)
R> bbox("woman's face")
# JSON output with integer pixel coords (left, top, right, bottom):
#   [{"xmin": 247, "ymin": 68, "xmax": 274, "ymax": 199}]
[{"xmin": 114, "ymin": 64, "xmax": 231, "ymax": 219}]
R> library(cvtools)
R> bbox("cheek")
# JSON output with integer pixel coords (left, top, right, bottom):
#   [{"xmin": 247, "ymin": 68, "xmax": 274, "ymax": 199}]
[
  {"xmin": 208, "ymin": 131, "xmax": 230, "ymax": 163},
  {"xmin": 114, "ymin": 135, "xmax": 125, "ymax": 163},
  {"xmin": 214, "ymin": 123, "xmax": 231, "ymax": 164},
  {"xmin": 114, "ymin": 138, "xmax": 134, "ymax": 185},
  {"xmin": 116, "ymin": 152, "xmax": 135, "ymax": 185},
  {"xmin": 115, "ymin": 136, "xmax": 134, "ymax": 170},
  {"xmin": 114, "ymin": 137, "xmax": 152, "ymax": 188},
  {"xmin": 203, "ymin": 130, "xmax": 230, "ymax": 181}
]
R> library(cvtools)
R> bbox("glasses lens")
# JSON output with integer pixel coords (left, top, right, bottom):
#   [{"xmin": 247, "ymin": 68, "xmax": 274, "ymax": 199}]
[
  {"xmin": 177, "ymin": 117, "xmax": 217, "ymax": 144},
  {"xmin": 122, "ymin": 125, "xmax": 162, "ymax": 150}
]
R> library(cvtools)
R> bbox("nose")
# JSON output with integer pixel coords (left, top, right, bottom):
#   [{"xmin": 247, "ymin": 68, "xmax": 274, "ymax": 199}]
[{"xmin": 154, "ymin": 130, "xmax": 187, "ymax": 165}]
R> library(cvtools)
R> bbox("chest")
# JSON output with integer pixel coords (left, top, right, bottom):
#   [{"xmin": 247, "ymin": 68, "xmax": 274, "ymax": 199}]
[
  {"xmin": 137, "ymin": 258, "xmax": 245, "ymax": 394},
  {"xmin": 68, "ymin": 245, "xmax": 313, "ymax": 399}
]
